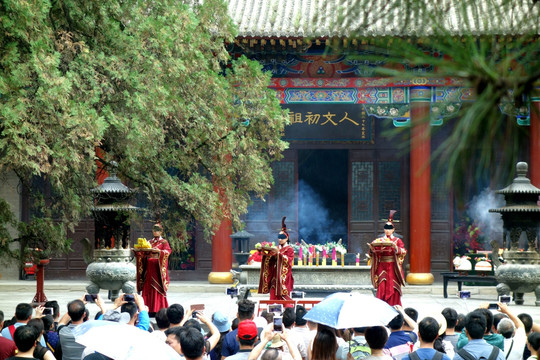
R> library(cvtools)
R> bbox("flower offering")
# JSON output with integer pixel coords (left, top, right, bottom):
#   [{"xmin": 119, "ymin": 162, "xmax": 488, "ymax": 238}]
[{"xmin": 134, "ymin": 238, "xmax": 151, "ymax": 249}]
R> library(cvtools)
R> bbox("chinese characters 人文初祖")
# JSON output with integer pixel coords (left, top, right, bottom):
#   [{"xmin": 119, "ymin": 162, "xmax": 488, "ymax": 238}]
[
  {"xmin": 369, "ymin": 210, "xmax": 407, "ymax": 306},
  {"xmin": 258, "ymin": 216, "xmax": 295, "ymax": 301}
]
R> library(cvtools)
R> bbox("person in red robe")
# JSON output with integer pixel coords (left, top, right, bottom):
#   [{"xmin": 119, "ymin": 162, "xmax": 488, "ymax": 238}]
[
  {"xmin": 135, "ymin": 223, "xmax": 171, "ymax": 314},
  {"xmin": 369, "ymin": 210, "xmax": 407, "ymax": 306},
  {"xmin": 258, "ymin": 217, "xmax": 294, "ymax": 301}
]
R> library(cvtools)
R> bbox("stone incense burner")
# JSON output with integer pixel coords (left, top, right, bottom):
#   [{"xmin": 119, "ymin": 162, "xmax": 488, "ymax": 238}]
[{"xmin": 490, "ymin": 162, "xmax": 540, "ymax": 305}]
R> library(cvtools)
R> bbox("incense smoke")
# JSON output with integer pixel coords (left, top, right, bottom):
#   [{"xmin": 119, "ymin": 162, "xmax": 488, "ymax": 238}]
[
  {"xmin": 298, "ymin": 180, "xmax": 347, "ymax": 246},
  {"xmin": 246, "ymin": 180, "xmax": 347, "ymax": 247},
  {"xmin": 466, "ymin": 188, "xmax": 505, "ymax": 246}
]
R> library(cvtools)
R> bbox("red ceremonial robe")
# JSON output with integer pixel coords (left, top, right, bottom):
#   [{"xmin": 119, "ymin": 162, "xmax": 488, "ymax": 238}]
[
  {"xmin": 369, "ymin": 235, "xmax": 407, "ymax": 306},
  {"xmin": 258, "ymin": 244, "xmax": 294, "ymax": 301},
  {"xmin": 135, "ymin": 237, "xmax": 171, "ymax": 313}
]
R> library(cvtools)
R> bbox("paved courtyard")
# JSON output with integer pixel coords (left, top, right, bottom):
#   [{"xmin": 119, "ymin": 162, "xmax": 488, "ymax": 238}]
[{"xmin": 2, "ymin": 279, "xmax": 540, "ymax": 323}]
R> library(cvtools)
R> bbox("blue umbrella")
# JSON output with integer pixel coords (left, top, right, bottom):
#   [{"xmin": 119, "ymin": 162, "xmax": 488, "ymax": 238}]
[{"xmin": 303, "ymin": 292, "xmax": 399, "ymax": 329}]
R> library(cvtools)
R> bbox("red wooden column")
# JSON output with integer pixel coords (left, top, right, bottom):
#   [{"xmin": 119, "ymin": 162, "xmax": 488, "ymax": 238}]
[
  {"xmin": 530, "ymin": 88, "xmax": 540, "ymax": 187},
  {"xmin": 208, "ymin": 186, "xmax": 233, "ymax": 284},
  {"xmin": 95, "ymin": 147, "xmax": 108, "ymax": 185},
  {"xmin": 32, "ymin": 259, "xmax": 50, "ymax": 305},
  {"xmin": 406, "ymin": 86, "xmax": 434, "ymax": 285}
]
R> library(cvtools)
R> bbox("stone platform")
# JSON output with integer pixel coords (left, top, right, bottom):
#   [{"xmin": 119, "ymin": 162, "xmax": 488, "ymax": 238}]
[{"xmin": 234, "ymin": 264, "xmax": 374, "ymax": 298}]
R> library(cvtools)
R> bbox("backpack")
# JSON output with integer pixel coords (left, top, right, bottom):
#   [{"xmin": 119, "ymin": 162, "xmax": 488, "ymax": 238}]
[
  {"xmin": 8, "ymin": 325, "xmax": 16, "ymax": 340},
  {"xmin": 458, "ymin": 346, "xmax": 500, "ymax": 360},
  {"xmin": 405, "ymin": 331, "xmax": 418, "ymax": 343},
  {"xmin": 409, "ymin": 350, "xmax": 444, "ymax": 360},
  {"xmin": 349, "ymin": 338, "xmax": 371, "ymax": 360}
]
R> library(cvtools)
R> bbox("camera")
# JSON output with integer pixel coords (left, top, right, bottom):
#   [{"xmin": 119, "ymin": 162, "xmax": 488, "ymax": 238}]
[
  {"xmin": 268, "ymin": 304, "xmax": 283, "ymax": 314},
  {"xmin": 226, "ymin": 287, "xmax": 238, "ymax": 297},
  {"xmin": 458, "ymin": 291, "xmax": 471, "ymax": 299},
  {"xmin": 291, "ymin": 291, "xmax": 305, "ymax": 299},
  {"xmin": 43, "ymin": 307, "xmax": 54, "ymax": 315},
  {"xmin": 499, "ymin": 295, "xmax": 512, "ymax": 304},
  {"xmin": 273, "ymin": 316, "xmax": 283, "ymax": 332},
  {"xmin": 84, "ymin": 294, "xmax": 98, "ymax": 303},
  {"xmin": 190, "ymin": 304, "xmax": 204, "ymax": 318},
  {"xmin": 124, "ymin": 294, "xmax": 135, "ymax": 302},
  {"xmin": 488, "ymin": 303, "xmax": 499, "ymax": 310}
]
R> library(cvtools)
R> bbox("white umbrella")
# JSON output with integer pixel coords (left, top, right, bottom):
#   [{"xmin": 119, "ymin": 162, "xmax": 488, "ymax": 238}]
[
  {"xmin": 302, "ymin": 292, "xmax": 399, "ymax": 329},
  {"xmin": 73, "ymin": 320, "xmax": 178, "ymax": 360}
]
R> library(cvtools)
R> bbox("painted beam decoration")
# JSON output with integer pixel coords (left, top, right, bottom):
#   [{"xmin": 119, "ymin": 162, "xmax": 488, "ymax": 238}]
[
  {"xmin": 283, "ymin": 104, "xmax": 373, "ymax": 143},
  {"xmin": 271, "ymin": 78, "xmax": 531, "ymax": 127}
]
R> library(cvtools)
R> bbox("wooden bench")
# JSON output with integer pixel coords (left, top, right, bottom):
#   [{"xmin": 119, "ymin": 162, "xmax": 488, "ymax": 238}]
[{"xmin": 441, "ymin": 272, "xmax": 498, "ymax": 298}]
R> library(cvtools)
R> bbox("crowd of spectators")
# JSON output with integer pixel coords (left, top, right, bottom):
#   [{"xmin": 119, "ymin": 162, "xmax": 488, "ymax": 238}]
[{"xmin": 1, "ymin": 295, "xmax": 540, "ymax": 360}]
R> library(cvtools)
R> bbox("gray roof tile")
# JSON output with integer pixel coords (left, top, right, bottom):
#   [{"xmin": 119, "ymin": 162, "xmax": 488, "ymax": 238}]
[{"xmin": 227, "ymin": 0, "xmax": 540, "ymax": 38}]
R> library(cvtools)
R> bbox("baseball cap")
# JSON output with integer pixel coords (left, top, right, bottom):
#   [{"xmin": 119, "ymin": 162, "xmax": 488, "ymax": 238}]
[{"xmin": 237, "ymin": 320, "xmax": 258, "ymax": 340}]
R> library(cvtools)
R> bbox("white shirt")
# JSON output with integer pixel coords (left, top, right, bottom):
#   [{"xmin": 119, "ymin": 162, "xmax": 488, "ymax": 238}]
[
  {"xmin": 291, "ymin": 326, "xmax": 315, "ymax": 356},
  {"xmin": 150, "ymin": 329, "xmax": 167, "ymax": 343},
  {"xmin": 504, "ymin": 327, "xmax": 527, "ymax": 360},
  {"xmin": 283, "ymin": 328, "xmax": 307, "ymax": 359}
]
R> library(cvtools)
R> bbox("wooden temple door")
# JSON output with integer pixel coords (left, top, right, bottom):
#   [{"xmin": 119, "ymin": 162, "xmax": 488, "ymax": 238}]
[
  {"xmin": 430, "ymin": 170, "xmax": 453, "ymax": 273},
  {"xmin": 348, "ymin": 148, "xmax": 453, "ymax": 274},
  {"xmin": 48, "ymin": 219, "xmax": 93, "ymax": 279},
  {"xmin": 348, "ymin": 149, "xmax": 410, "ymax": 264}
]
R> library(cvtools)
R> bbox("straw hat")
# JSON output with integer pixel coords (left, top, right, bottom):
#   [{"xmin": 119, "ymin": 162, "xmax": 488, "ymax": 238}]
[
  {"xmin": 268, "ymin": 334, "xmax": 285, "ymax": 348},
  {"xmin": 422, "ymin": 312, "xmax": 447, "ymax": 336}
]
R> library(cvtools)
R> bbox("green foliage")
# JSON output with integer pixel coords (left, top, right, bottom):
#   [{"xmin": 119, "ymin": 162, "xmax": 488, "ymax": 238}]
[
  {"xmin": 328, "ymin": 0, "xmax": 539, "ymax": 195},
  {"xmin": 17, "ymin": 218, "xmax": 73, "ymax": 259},
  {"xmin": 0, "ymin": 0, "xmax": 288, "ymax": 255}
]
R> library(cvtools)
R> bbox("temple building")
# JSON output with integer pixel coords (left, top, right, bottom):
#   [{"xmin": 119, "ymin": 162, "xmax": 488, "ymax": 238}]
[
  {"xmin": 1, "ymin": 1, "xmax": 538, "ymax": 283},
  {"xmin": 208, "ymin": 0, "xmax": 540, "ymax": 284}
]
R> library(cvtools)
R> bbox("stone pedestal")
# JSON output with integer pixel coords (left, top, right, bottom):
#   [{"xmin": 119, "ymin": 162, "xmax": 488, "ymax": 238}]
[{"xmin": 496, "ymin": 251, "xmax": 540, "ymax": 305}]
